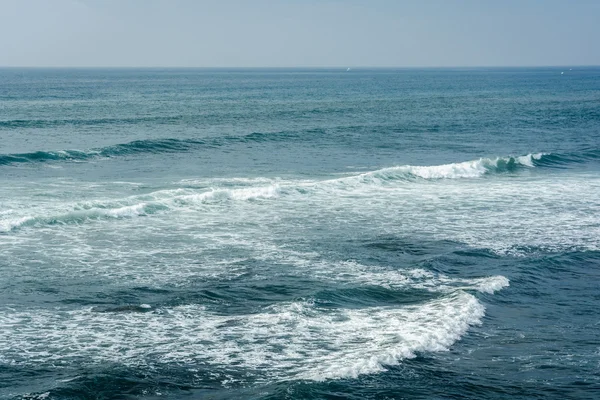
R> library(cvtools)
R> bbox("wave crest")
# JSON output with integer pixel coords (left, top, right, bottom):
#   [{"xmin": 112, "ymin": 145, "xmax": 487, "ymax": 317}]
[
  {"xmin": 0, "ymin": 130, "xmax": 318, "ymax": 166},
  {"xmin": 335, "ymin": 153, "xmax": 544, "ymax": 185},
  {"xmin": 0, "ymin": 132, "xmax": 597, "ymax": 171},
  {"xmin": 0, "ymin": 151, "xmax": 590, "ymax": 233},
  {"xmin": 0, "ymin": 291, "xmax": 489, "ymax": 382}
]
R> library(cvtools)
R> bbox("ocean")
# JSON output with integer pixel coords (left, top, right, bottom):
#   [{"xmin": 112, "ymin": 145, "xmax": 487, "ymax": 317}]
[{"xmin": 0, "ymin": 67, "xmax": 599, "ymax": 399}]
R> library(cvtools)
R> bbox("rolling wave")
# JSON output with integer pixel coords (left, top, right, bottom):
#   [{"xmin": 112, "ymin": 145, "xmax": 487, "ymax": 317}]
[
  {"xmin": 0, "ymin": 151, "xmax": 588, "ymax": 233},
  {"xmin": 0, "ymin": 138, "xmax": 210, "ymax": 165},
  {"xmin": 1, "ymin": 129, "xmax": 598, "ymax": 168},
  {"xmin": 0, "ymin": 131, "xmax": 316, "ymax": 165},
  {"xmin": 527, "ymin": 147, "xmax": 600, "ymax": 167},
  {"xmin": 0, "ymin": 203, "xmax": 169, "ymax": 232},
  {"xmin": 348, "ymin": 153, "xmax": 543, "ymax": 182},
  {"xmin": 0, "ymin": 139, "xmax": 198, "ymax": 165},
  {"xmin": 2, "ymin": 150, "xmax": 599, "ymax": 234}
]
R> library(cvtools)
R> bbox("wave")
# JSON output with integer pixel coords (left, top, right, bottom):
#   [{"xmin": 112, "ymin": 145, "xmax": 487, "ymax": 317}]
[
  {"xmin": 0, "ymin": 290, "xmax": 496, "ymax": 382},
  {"xmin": 2, "ymin": 149, "xmax": 598, "ymax": 233},
  {"xmin": 0, "ymin": 146, "xmax": 557, "ymax": 172},
  {"xmin": 1, "ymin": 129, "xmax": 598, "ymax": 169},
  {"xmin": 0, "ymin": 201, "xmax": 171, "ymax": 232},
  {"xmin": 527, "ymin": 147, "xmax": 600, "ymax": 168},
  {"xmin": 343, "ymin": 149, "xmax": 600, "ymax": 182},
  {"xmin": 0, "ymin": 186, "xmax": 280, "ymax": 232},
  {"xmin": 348, "ymin": 153, "xmax": 544, "ymax": 182},
  {"xmin": 0, "ymin": 131, "xmax": 319, "ymax": 166},
  {"xmin": 0, "ymin": 138, "xmax": 208, "ymax": 165},
  {"xmin": 0, "ymin": 151, "xmax": 586, "ymax": 233}
]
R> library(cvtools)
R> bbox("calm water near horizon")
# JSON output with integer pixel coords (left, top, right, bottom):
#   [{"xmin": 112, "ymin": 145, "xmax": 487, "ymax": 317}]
[{"xmin": 1, "ymin": 67, "xmax": 599, "ymax": 399}]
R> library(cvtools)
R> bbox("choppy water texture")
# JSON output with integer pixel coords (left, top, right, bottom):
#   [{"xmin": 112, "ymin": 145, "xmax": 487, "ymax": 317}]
[{"xmin": 1, "ymin": 68, "xmax": 599, "ymax": 399}]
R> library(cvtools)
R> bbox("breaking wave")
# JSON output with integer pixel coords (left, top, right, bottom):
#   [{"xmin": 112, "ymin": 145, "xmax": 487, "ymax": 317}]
[
  {"xmin": 0, "ymin": 132, "xmax": 599, "ymax": 169},
  {"xmin": 4, "ymin": 147, "xmax": 600, "ymax": 237},
  {"xmin": 0, "ymin": 186, "xmax": 282, "ymax": 232},
  {"xmin": 345, "ymin": 153, "xmax": 545, "ymax": 182},
  {"xmin": 0, "ymin": 150, "xmax": 589, "ymax": 233},
  {"xmin": 0, "ymin": 290, "xmax": 498, "ymax": 382}
]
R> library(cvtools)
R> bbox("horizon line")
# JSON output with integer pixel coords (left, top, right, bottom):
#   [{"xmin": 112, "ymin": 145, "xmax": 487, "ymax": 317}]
[{"xmin": 0, "ymin": 65, "xmax": 597, "ymax": 69}]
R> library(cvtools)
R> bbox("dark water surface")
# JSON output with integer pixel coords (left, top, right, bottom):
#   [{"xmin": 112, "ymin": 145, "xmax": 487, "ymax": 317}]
[{"xmin": 1, "ymin": 68, "xmax": 599, "ymax": 399}]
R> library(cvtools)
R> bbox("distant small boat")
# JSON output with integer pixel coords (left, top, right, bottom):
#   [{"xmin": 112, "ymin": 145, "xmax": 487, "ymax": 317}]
[
  {"xmin": 561, "ymin": 72, "xmax": 564, "ymax": 75},
  {"xmin": 346, "ymin": 68, "xmax": 351, "ymax": 72}
]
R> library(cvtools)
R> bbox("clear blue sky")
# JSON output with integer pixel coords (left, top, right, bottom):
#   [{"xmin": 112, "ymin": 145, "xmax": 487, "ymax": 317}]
[{"xmin": 1, "ymin": 0, "xmax": 598, "ymax": 67}]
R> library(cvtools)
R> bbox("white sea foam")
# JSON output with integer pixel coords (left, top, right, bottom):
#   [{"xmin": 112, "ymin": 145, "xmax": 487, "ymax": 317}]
[
  {"xmin": 102, "ymin": 203, "xmax": 149, "ymax": 218},
  {"xmin": 299, "ymin": 259, "xmax": 510, "ymax": 295},
  {"xmin": 0, "ymin": 153, "xmax": 547, "ymax": 234},
  {"xmin": 0, "ymin": 216, "xmax": 35, "ymax": 232},
  {"xmin": 2, "ymin": 153, "xmax": 599, "ymax": 270},
  {"xmin": 178, "ymin": 177, "xmax": 285, "ymax": 187},
  {"xmin": 6, "ymin": 150, "xmax": 593, "ymax": 389},
  {"xmin": 180, "ymin": 185, "xmax": 282, "ymax": 204},
  {"xmin": 515, "ymin": 152, "xmax": 545, "ymax": 167},
  {"xmin": 0, "ymin": 203, "xmax": 156, "ymax": 232},
  {"xmin": 335, "ymin": 153, "xmax": 541, "ymax": 184},
  {"xmin": 369, "ymin": 160, "xmax": 488, "ymax": 181},
  {"xmin": 472, "ymin": 276, "xmax": 510, "ymax": 294},
  {"xmin": 0, "ymin": 291, "xmax": 485, "ymax": 382}
]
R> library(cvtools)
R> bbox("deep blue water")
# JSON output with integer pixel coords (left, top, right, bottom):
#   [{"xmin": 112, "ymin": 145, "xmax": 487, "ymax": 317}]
[{"xmin": 1, "ymin": 67, "xmax": 599, "ymax": 399}]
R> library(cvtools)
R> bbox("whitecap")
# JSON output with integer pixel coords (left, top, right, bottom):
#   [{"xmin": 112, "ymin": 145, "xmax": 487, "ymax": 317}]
[{"xmin": 0, "ymin": 291, "xmax": 487, "ymax": 382}]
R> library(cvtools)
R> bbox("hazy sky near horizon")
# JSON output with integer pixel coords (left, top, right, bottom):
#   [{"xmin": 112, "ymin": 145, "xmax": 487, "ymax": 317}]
[{"xmin": 1, "ymin": 0, "xmax": 598, "ymax": 67}]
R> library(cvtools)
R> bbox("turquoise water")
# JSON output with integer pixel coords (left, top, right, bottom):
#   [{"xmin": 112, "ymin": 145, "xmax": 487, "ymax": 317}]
[{"xmin": 1, "ymin": 68, "xmax": 599, "ymax": 399}]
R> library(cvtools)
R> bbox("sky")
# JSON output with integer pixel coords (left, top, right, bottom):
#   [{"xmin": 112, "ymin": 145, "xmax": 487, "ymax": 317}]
[{"xmin": 0, "ymin": 0, "xmax": 598, "ymax": 67}]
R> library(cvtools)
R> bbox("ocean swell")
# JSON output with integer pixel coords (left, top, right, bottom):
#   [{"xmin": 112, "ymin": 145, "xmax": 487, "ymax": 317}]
[
  {"xmin": 0, "ymin": 152, "xmax": 570, "ymax": 233},
  {"xmin": 0, "ymin": 130, "xmax": 317, "ymax": 166},
  {"xmin": 1, "ymin": 133, "xmax": 598, "ymax": 170}
]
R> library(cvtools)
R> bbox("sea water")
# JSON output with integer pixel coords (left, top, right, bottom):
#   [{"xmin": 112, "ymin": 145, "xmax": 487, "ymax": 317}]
[{"xmin": 0, "ymin": 68, "xmax": 599, "ymax": 399}]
